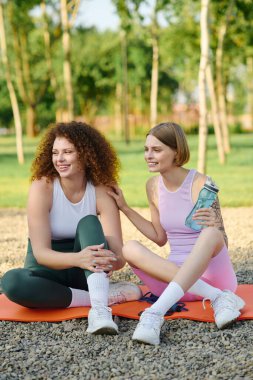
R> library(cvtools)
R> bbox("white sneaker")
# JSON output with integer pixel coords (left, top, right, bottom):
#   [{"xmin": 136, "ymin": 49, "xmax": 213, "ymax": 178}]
[
  {"xmin": 132, "ymin": 309, "xmax": 164, "ymax": 345},
  {"xmin": 108, "ymin": 281, "xmax": 142, "ymax": 305},
  {"xmin": 210, "ymin": 290, "xmax": 245, "ymax": 329},
  {"xmin": 86, "ymin": 306, "xmax": 118, "ymax": 335}
]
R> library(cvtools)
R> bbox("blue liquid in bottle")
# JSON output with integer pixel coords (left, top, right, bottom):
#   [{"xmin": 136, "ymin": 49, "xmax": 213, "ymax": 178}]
[{"xmin": 185, "ymin": 176, "xmax": 219, "ymax": 231}]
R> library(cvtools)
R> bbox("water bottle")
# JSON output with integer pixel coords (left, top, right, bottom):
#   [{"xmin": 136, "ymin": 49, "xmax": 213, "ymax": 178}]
[{"xmin": 185, "ymin": 176, "xmax": 219, "ymax": 231}]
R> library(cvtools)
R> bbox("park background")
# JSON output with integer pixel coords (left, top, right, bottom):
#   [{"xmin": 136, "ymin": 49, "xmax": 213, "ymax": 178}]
[
  {"xmin": 0, "ymin": 0, "xmax": 253, "ymax": 208},
  {"xmin": 0, "ymin": 1, "xmax": 253, "ymax": 380},
  {"xmin": 0, "ymin": 0, "xmax": 253, "ymax": 210}
]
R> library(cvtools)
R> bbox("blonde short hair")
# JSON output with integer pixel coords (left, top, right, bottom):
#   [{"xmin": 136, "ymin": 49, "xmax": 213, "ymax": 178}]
[{"xmin": 147, "ymin": 122, "xmax": 190, "ymax": 166}]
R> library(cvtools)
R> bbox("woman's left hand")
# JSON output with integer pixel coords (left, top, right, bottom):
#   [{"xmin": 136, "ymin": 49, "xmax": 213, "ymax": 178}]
[{"xmin": 192, "ymin": 207, "xmax": 216, "ymax": 227}]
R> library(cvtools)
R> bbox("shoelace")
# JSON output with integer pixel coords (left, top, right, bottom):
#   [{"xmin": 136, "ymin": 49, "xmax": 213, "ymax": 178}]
[
  {"xmin": 93, "ymin": 305, "xmax": 112, "ymax": 319},
  {"xmin": 202, "ymin": 298, "xmax": 210, "ymax": 310},
  {"xmin": 212, "ymin": 294, "xmax": 238, "ymax": 312},
  {"xmin": 139, "ymin": 292, "xmax": 188, "ymax": 316},
  {"xmin": 203, "ymin": 293, "xmax": 237, "ymax": 312},
  {"xmin": 140, "ymin": 311, "xmax": 163, "ymax": 329}
]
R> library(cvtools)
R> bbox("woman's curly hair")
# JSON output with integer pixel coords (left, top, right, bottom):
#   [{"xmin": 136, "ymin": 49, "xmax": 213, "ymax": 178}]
[{"xmin": 31, "ymin": 121, "xmax": 120, "ymax": 186}]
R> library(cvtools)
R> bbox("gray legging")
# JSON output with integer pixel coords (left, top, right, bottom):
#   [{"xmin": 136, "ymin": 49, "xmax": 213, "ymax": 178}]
[{"xmin": 2, "ymin": 215, "xmax": 108, "ymax": 308}]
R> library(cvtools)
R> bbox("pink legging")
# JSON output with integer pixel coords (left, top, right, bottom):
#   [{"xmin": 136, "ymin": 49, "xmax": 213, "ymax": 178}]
[{"xmin": 132, "ymin": 245, "xmax": 238, "ymax": 301}]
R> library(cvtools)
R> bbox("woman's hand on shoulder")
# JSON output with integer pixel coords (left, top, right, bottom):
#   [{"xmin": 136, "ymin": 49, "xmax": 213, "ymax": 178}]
[{"xmin": 107, "ymin": 185, "xmax": 129, "ymax": 212}]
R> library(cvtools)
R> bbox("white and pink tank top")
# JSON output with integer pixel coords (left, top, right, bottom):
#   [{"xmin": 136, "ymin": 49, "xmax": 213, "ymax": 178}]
[{"xmin": 158, "ymin": 169, "xmax": 200, "ymax": 265}]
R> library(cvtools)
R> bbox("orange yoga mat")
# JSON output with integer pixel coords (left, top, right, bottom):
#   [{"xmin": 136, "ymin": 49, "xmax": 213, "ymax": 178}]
[{"xmin": 0, "ymin": 284, "xmax": 252, "ymax": 323}]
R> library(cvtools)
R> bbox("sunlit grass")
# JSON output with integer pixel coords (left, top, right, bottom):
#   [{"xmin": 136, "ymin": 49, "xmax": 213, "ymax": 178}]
[{"xmin": 0, "ymin": 133, "xmax": 252, "ymax": 208}]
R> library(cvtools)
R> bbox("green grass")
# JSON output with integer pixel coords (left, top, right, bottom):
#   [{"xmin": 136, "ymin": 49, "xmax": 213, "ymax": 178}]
[
  {"xmin": 0, "ymin": 135, "xmax": 40, "ymax": 207},
  {"xmin": 0, "ymin": 134, "xmax": 252, "ymax": 208}
]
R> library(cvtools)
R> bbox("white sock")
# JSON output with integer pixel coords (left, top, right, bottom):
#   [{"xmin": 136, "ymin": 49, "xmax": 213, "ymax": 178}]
[
  {"xmin": 87, "ymin": 272, "xmax": 109, "ymax": 308},
  {"xmin": 67, "ymin": 288, "xmax": 91, "ymax": 308},
  {"xmin": 149, "ymin": 281, "xmax": 184, "ymax": 316},
  {"xmin": 189, "ymin": 279, "xmax": 222, "ymax": 301}
]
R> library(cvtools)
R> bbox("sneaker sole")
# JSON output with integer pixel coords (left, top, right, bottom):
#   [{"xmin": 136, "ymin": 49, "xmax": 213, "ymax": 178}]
[
  {"xmin": 219, "ymin": 319, "xmax": 237, "ymax": 329},
  {"xmin": 132, "ymin": 336, "xmax": 159, "ymax": 345},
  {"xmin": 132, "ymin": 331, "xmax": 160, "ymax": 345},
  {"xmin": 217, "ymin": 296, "xmax": 245, "ymax": 329},
  {"xmin": 216, "ymin": 310, "xmax": 241, "ymax": 329},
  {"xmin": 87, "ymin": 326, "xmax": 118, "ymax": 335}
]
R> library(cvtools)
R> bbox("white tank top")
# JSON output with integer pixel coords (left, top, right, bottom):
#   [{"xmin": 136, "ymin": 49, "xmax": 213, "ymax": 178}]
[{"xmin": 49, "ymin": 178, "xmax": 97, "ymax": 239}]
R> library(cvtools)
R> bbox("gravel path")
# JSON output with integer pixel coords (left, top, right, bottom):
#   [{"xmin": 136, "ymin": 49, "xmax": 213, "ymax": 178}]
[{"xmin": 0, "ymin": 208, "xmax": 253, "ymax": 380}]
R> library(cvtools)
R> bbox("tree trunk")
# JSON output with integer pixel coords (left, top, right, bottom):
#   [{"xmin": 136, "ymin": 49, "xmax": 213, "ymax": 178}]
[
  {"xmin": 26, "ymin": 105, "xmax": 37, "ymax": 138},
  {"xmin": 8, "ymin": 5, "xmax": 37, "ymax": 137},
  {"xmin": 135, "ymin": 84, "xmax": 143, "ymax": 128},
  {"xmin": 197, "ymin": 0, "xmax": 209, "ymax": 174},
  {"xmin": 0, "ymin": 3, "xmax": 24, "ymax": 164},
  {"xmin": 114, "ymin": 82, "xmax": 122, "ymax": 137},
  {"xmin": 120, "ymin": 29, "xmax": 129, "ymax": 144},
  {"xmin": 41, "ymin": 0, "xmax": 62, "ymax": 121},
  {"xmin": 206, "ymin": 64, "xmax": 225, "ymax": 164},
  {"xmin": 246, "ymin": 56, "xmax": 253, "ymax": 130},
  {"xmin": 216, "ymin": 24, "xmax": 230, "ymax": 153},
  {"xmin": 9, "ymin": 20, "xmax": 28, "ymax": 104},
  {"xmin": 60, "ymin": 0, "xmax": 74, "ymax": 121},
  {"xmin": 20, "ymin": 32, "xmax": 37, "ymax": 137},
  {"xmin": 150, "ymin": 30, "xmax": 159, "ymax": 127},
  {"xmin": 135, "ymin": 85, "xmax": 142, "ymax": 116}
]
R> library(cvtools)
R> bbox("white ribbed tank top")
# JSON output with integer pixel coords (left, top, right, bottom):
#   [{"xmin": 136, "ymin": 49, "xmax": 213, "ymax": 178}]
[{"xmin": 49, "ymin": 178, "xmax": 97, "ymax": 239}]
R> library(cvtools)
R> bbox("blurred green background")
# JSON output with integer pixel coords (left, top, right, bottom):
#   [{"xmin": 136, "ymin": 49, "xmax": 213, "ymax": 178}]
[
  {"xmin": 1, "ymin": 1, "xmax": 253, "ymax": 209},
  {"xmin": 1, "ymin": 133, "xmax": 252, "ymax": 208}
]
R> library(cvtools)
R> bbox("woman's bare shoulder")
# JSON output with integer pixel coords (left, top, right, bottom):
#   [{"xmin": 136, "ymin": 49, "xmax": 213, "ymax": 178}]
[
  {"xmin": 30, "ymin": 177, "xmax": 53, "ymax": 191},
  {"xmin": 94, "ymin": 184, "xmax": 109, "ymax": 197},
  {"xmin": 28, "ymin": 178, "xmax": 53, "ymax": 201},
  {"xmin": 27, "ymin": 178, "xmax": 54, "ymax": 216},
  {"xmin": 146, "ymin": 176, "xmax": 159, "ymax": 204},
  {"xmin": 193, "ymin": 171, "xmax": 207, "ymax": 190},
  {"xmin": 146, "ymin": 175, "xmax": 159, "ymax": 190}
]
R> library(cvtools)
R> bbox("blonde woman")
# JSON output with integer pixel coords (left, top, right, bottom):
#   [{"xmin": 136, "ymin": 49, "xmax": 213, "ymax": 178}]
[{"xmin": 109, "ymin": 122, "xmax": 244, "ymax": 345}]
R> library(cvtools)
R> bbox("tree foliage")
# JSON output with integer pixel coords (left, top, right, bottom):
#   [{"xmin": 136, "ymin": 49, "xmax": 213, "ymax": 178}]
[{"xmin": 0, "ymin": 0, "xmax": 251, "ymax": 134}]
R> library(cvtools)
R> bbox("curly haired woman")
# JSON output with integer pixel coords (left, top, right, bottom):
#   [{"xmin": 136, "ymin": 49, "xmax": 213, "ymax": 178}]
[{"xmin": 2, "ymin": 121, "xmax": 141, "ymax": 335}]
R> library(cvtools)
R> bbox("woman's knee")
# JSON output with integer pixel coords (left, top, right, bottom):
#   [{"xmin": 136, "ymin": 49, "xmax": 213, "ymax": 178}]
[
  {"xmin": 76, "ymin": 214, "xmax": 106, "ymax": 248},
  {"xmin": 77, "ymin": 215, "xmax": 99, "ymax": 230},
  {"xmin": 122, "ymin": 240, "xmax": 142, "ymax": 261},
  {"xmin": 2, "ymin": 268, "xmax": 34, "ymax": 303},
  {"xmin": 200, "ymin": 227, "xmax": 224, "ymax": 253}
]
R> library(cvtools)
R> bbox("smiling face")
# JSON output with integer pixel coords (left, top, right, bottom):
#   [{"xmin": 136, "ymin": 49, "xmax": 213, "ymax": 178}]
[
  {"xmin": 144, "ymin": 134, "xmax": 177, "ymax": 174},
  {"xmin": 52, "ymin": 137, "xmax": 82, "ymax": 179}
]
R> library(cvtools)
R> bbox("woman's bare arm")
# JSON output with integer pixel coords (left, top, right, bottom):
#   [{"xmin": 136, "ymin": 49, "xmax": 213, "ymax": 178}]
[
  {"xmin": 108, "ymin": 177, "xmax": 167, "ymax": 246},
  {"xmin": 96, "ymin": 185, "xmax": 125, "ymax": 270},
  {"xmin": 210, "ymin": 197, "xmax": 228, "ymax": 247}
]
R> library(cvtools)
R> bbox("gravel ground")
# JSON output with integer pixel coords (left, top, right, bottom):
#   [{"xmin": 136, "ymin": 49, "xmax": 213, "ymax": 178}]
[{"xmin": 0, "ymin": 208, "xmax": 253, "ymax": 380}]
